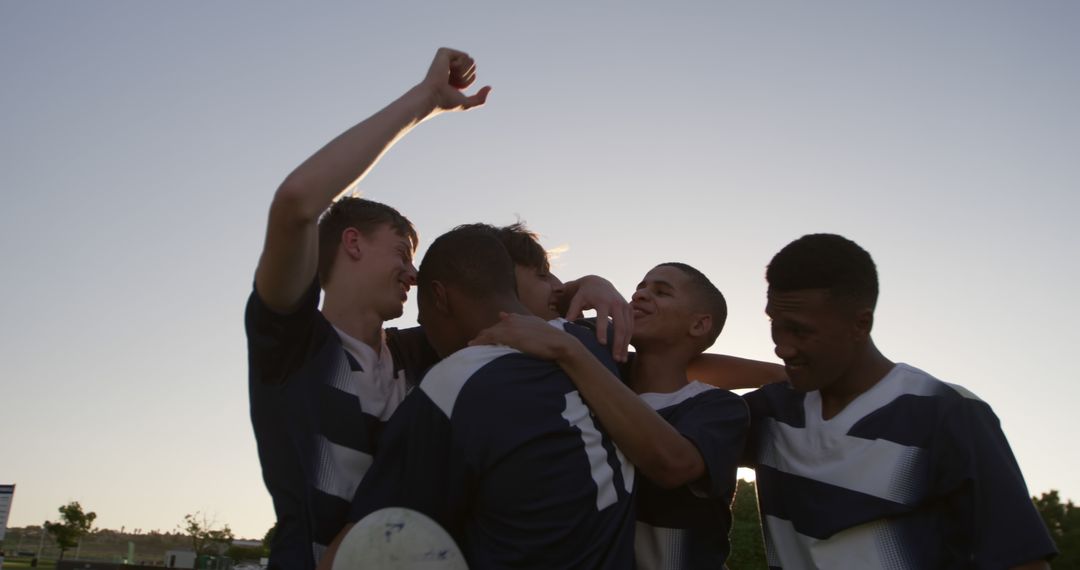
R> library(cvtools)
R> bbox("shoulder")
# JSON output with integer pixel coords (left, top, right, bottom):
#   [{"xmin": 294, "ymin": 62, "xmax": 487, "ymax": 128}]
[
  {"xmin": 646, "ymin": 382, "xmax": 745, "ymax": 413},
  {"xmin": 419, "ymin": 345, "xmax": 520, "ymax": 417},
  {"xmin": 742, "ymin": 381, "xmax": 805, "ymax": 426},
  {"xmin": 876, "ymin": 363, "xmax": 992, "ymax": 420},
  {"xmin": 557, "ymin": 319, "xmax": 619, "ymax": 372}
]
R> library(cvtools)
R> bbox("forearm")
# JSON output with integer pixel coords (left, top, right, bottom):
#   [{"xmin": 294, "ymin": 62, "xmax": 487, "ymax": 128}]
[
  {"xmin": 556, "ymin": 340, "xmax": 704, "ymax": 488},
  {"xmin": 555, "ymin": 277, "xmax": 585, "ymax": 316},
  {"xmin": 687, "ymin": 353, "xmax": 786, "ymax": 390},
  {"xmin": 315, "ymin": 522, "xmax": 353, "ymax": 570},
  {"xmin": 276, "ymin": 85, "xmax": 437, "ymax": 221}
]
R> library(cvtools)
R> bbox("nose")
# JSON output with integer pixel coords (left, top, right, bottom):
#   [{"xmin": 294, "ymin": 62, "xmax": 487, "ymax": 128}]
[
  {"xmin": 404, "ymin": 262, "xmax": 418, "ymax": 286},
  {"xmin": 631, "ymin": 288, "xmax": 650, "ymax": 303},
  {"xmin": 549, "ymin": 274, "xmax": 565, "ymax": 296}
]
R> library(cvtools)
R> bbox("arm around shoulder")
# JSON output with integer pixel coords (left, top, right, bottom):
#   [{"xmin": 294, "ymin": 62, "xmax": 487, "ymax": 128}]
[
  {"xmin": 688, "ymin": 353, "xmax": 786, "ymax": 391},
  {"xmin": 472, "ymin": 313, "xmax": 705, "ymax": 489}
]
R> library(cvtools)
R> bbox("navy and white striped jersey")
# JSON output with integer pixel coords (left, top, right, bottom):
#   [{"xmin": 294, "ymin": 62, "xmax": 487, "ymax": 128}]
[
  {"xmin": 743, "ymin": 363, "xmax": 1057, "ymax": 569},
  {"xmin": 350, "ymin": 321, "xmax": 637, "ymax": 569},
  {"xmin": 245, "ymin": 280, "xmax": 438, "ymax": 570},
  {"xmin": 635, "ymin": 381, "xmax": 749, "ymax": 569}
]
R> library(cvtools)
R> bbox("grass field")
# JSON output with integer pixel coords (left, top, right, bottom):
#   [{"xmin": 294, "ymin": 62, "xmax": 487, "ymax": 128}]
[{"xmin": 2, "ymin": 557, "xmax": 57, "ymax": 569}]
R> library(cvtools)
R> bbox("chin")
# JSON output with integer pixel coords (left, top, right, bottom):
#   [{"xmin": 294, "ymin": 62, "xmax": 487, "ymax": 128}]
[{"xmin": 380, "ymin": 305, "xmax": 405, "ymax": 321}]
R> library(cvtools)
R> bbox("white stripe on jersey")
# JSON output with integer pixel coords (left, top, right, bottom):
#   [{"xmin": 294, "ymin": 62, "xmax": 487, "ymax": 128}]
[
  {"xmin": 800, "ymin": 363, "xmax": 980, "ymax": 435},
  {"xmin": 757, "ymin": 417, "xmax": 927, "ymax": 505},
  {"xmin": 313, "ymin": 434, "xmax": 374, "ymax": 501},
  {"xmin": 764, "ymin": 515, "xmax": 916, "ymax": 569},
  {"xmin": 634, "ymin": 521, "xmax": 687, "ymax": 570},
  {"xmin": 562, "ymin": 391, "xmax": 621, "ymax": 510},
  {"xmin": 421, "ymin": 345, "xmax": 519, "ymax": 418},
  {"xmin": 638, "ymin": 380, "xmax": 717, "ymax": 411},
  {"xmin": 333, "ymin": 326, "xmax": 410, "ymax": 421},
  {"xmin": 756, "ymin": 364, "xmax": 983, "ymax": 507}
]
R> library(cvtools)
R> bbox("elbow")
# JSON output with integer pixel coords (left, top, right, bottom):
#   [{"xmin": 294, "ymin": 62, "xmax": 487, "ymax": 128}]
[
  {"xmin": 271, "ymin": 179, "xmax": 324, "ymax": 225},
  {"xmin": 643, "ymin": 451, "xmax": 706, "ymax": 490}
]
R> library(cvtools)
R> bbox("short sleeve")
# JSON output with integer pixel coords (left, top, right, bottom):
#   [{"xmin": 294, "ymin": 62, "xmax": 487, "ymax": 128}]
[
  {"xmin": 936, "ymin": 397, "xmax": 1057, "ymax": 567},
  {"xmin": 245, "ymin": 279, "xmax": 325, "ymax": 386},
  {"xmin": 675, "ymin": 390, "xmax": 750, "ymax": 499}
]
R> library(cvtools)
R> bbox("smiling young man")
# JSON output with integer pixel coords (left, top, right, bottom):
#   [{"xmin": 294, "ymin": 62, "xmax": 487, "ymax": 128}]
[
  {"xmin": 474, "ymin": 262, "xmax": 753, "ymax": 568},
  {"xmin": 743, "ymin": 233, "xmax": 1057, "ymax": 569},
  {"xmin": 245, "ymin": 48, "xmax": 489, "ymax": 569}
]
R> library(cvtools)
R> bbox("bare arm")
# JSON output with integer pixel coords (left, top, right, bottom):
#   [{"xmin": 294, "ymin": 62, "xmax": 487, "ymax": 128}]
[
  {"xmin": 315, "ymin": 523, "xmax": 352, "ymax": 570},
  {"xmin": 255, "ymin": 48, "xmax": 490, "ymax": 312},
  {"xmin": 687, "ymin": 353, "xmax": 786, "ymax": 390},
  {"xmin": 558, "ymin": 275, "xmax": 633, "ymax": 363},
  {"xmin": 472, "ymin": 313, "xmax": 703, "ymax": 488}
]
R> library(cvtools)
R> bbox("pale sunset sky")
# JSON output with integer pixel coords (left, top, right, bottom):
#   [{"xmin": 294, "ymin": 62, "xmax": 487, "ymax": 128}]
[{"xmin": 1, "ymin": 1, "xmax": 1077, "ymax": 538}]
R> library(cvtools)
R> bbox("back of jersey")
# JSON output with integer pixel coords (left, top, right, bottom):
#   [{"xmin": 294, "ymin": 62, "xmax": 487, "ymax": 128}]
[
  {"xmin": 449, "ymin": 349, "xmax": 636, "ymax": 569},
  {"xmin": 353, "ymin": 322, "xmax": 636, "ymax": 570}
]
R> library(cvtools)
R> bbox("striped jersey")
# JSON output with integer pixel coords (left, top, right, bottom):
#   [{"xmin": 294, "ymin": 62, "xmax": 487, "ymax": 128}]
[
  {"xmin": 743, "ymin": 363, "xmax": 1057, "ymax": 568},
  {"xmin": 634, "ymin": 381, "xmax": 749, "ymax": 569},
  {"xmin": 245, "ymin": 281, "xmax": 437, "ymax": 570},
  {"xmin": 350, "ymin": 321, "xmax": 637, "ymax": 569}
]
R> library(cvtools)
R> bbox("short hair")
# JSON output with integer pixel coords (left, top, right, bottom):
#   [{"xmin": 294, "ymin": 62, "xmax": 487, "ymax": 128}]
[
  {"xmin": 317, "ymin": 197, "xmax": 418, "ymax": 284},
  {"xmin": 494, "ymin": 222, "xmax": 549, "ymax": 272},
  {"xmin": 766, "ymin": 233, "xmax": 879, "ymax": 308},
  {"xmin": 418, "ymin": 224, "xmax": 517, "ymax": 300},
  {"xmin": 658, "ymin": 262, "xmax": 728, "ymax": 347}
]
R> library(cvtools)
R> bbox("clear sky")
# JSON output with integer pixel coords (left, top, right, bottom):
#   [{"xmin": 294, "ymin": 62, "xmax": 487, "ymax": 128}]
[{"xmin": 1, "ymin": 1, "xmax": 1077, "ymax": 539}]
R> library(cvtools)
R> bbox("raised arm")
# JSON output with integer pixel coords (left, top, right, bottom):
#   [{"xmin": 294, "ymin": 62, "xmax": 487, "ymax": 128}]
[
  {"xmin": 255, "ymin": 48, "xmax": 490, "ymax": 312},
  {"xmin": 687, "ymin": 353, "xmax": 787, "ymax": 390},
  {"xmin": 472, "ymin": 313, "xmax": 704, "ymax": 488}
]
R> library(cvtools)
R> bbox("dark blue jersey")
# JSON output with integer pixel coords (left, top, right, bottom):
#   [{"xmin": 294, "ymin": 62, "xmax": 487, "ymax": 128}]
[
  {"xmin": 742, "ymin": 363, "xmax": 1057, "ymax": 569},
  {"xmin": 245, "ymin": 280, "xmax": 437, "ymax": 570},
  {"xmin": 350, "ymin": 322, "xmax": 636, "ymax": 569},
  {"xmin": 635, "ymin": 382, "xmax": 749, "ymax": 569}
]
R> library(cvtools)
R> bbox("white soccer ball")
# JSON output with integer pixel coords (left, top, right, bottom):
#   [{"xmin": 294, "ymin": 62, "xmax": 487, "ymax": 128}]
[{"xmin": 332, "ymin": 507, "xmax": 468, "ymax": 570}]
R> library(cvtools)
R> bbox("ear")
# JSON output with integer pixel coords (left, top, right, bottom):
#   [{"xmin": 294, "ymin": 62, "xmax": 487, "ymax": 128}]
[
  {"xmin": 852, "ymin": 307, "xmax": 874, "ymax": 340},
  {"xmin": 341, "ymin": 227, "xmax": 367, "ymax": 261},
  {"xmin": 688, "ymin": 313, "xmax": 713, "ymax": 340},
  {"xmin": 432, "ymin": 281, "xmax": 451, "ymax": 315}
]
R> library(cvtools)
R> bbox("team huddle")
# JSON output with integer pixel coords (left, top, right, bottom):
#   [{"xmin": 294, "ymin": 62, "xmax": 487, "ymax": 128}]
[{"xmin": 245, "ymin": 49, "xmax": 1057, "ymax": 569}]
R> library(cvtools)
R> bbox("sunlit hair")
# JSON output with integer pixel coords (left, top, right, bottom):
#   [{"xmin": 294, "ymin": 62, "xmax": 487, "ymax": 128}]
[
  {"xmin": 317, "ymin": 197, "xmax": 418, "ymax": 284},
  {"xmin": 657, "ymin": 262, "xmax": 728, "ymax": 348},
  {"xmin": 418, "ymin": 224, "xmax": 517, "ymax": 300},
  {"xmin": 766, "ymin": 233, "xmax": 879, "ymax": 308},
  {"xmin": 494, "ymin": 222, "xmax": 549, "ymax": 272}
]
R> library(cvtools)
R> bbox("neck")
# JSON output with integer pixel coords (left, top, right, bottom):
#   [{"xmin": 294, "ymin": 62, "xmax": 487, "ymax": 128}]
[
  {"xmin": 457, "ymin": 294, "xmax": 531, "ymax": 346},
  {"xmin": 819, "ymin": 339, "xmax": 894, "ymax": 419},
  {"xmin": 321, "ymin": 287, "xmax": 385, "ymax": 350},
  {"xmin": 628, "ymin": 344, "xmax": 695, "ymax": 395}
]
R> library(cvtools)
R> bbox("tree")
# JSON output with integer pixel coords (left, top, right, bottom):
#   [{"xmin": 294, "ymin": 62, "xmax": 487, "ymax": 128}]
[
  {"xmin": 262, "ymin": 522, "xmax": 277, "ymax": 556},
  {"xmin": 179, "ymin": 512, "xmax": 235, "ymax": 556},
  {"xmin": 1033, "ymin": 490, "xmax": 1080, "ymax": 567},
  {"xmin": 43, "ymin": 501, "xmax": 97, "ymax": 560}
]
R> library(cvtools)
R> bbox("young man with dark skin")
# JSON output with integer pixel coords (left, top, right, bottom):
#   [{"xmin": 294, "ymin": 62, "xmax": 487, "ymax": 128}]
[
  {"xmin": 321, "ymin": 226, "xmax": 637, "ymax": 569},
  {"xmin": 474, "ymin": 261, "xmax": 753, "ymax": 568},
  {"xmin": 743, "ymin": 233, "xmax": 1056, "ymax": 569}
]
